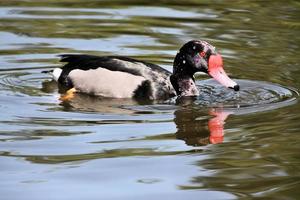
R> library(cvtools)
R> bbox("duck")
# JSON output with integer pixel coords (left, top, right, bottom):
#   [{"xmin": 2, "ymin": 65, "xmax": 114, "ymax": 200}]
[{"xmin": 45, "ymin": 40, "xmax": 239, "ymax": 100}]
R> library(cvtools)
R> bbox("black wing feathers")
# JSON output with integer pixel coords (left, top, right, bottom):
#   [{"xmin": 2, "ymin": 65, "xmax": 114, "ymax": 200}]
[
  {"xmin": 57, "ymin": 54, "xmax": 171, "ymax": 87},
  {"xmin": 59, "ymin": 54, "xmax": 170, "ymax": 74}
]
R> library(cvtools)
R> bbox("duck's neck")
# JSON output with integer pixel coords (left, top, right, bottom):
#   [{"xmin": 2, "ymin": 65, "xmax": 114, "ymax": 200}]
[{"xmin": 170, "ymin": 74, "xmax": 199, "ymax": 97}]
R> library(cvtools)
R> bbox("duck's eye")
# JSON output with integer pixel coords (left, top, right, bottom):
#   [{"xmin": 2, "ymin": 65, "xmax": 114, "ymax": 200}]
[{"xmin": 200, "ymin": 51, "xmax": 206, "ymax": 57}]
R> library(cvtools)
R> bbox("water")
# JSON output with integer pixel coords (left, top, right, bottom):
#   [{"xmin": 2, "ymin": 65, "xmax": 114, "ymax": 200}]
[{"xmin": 1, "ymin": 1, "xmax": 300, "ymax": 199}]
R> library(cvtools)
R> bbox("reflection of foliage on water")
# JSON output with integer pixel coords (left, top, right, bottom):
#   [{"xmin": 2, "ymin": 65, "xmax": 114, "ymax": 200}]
[{"xmin": 1, "ymin": 148, "xmax": 189, "ymax": 164}]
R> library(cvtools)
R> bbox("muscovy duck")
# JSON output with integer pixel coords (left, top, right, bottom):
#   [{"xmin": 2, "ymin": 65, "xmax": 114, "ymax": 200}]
[{"xmin": 46, "ymin": 40, "xmax": 239, "ymax": 100}]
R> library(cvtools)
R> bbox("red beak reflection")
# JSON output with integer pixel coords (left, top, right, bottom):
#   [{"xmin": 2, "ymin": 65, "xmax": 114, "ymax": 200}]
[
  {"xmin": 208, "ymin": 109, "xmax": 232, "ymax": 144},
  {"xmin": 174, "ymin": 106, "xmax": 233, "ymax": 146}
]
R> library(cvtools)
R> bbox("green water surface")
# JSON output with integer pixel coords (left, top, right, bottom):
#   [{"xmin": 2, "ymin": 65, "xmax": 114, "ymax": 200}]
[{"xmin": 0, "ymin": 1, "xmax": 299, "ymax": 199}]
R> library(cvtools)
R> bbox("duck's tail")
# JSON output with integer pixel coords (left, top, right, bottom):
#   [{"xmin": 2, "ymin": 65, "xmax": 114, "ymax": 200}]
[{"xmin": 42, "ymin": 68, "xmax": 62, "ymax": 82}]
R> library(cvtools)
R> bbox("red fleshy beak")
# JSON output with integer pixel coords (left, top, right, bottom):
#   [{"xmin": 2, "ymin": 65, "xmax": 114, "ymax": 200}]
[{"xmin": 208, "ymin": 54, "xmax": 239, "ymax": 91}]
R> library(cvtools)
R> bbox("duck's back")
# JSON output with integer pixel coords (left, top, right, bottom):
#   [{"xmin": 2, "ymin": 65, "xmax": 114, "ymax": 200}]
[{"xmin": 57, "ymin": 55, "xmax": 176, "ymax": 100}]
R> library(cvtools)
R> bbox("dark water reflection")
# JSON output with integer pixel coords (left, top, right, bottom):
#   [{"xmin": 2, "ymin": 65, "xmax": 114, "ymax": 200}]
[{"xmin": 0, "ymin": 1, "xmax": 300, "ymax": 199}]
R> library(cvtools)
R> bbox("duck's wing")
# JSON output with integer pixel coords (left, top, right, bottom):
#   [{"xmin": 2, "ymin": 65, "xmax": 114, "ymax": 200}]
[{"xmin": 58, "ymin": 54, "xmax": 171, "ymax": 86}]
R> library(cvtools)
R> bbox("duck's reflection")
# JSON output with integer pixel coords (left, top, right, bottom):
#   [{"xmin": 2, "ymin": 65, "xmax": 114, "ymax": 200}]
[{"xmin": 174, "ymin": 99, "xmax": 232, "ymax": 146}]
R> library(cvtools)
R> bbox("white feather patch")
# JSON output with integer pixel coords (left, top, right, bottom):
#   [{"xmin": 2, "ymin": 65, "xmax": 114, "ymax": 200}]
[
  {"xmin": 68, "ymin": 68, "xmax": 146, "ymax": 98},
  {"xmin": 51, "ymin": 68, "xmax": 62, "ymax": 82}
]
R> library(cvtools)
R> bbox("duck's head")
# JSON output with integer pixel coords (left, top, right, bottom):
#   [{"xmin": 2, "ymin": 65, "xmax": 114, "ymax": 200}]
[{"xmin": 173, "ymin": 40, "xmax": 239, "ymax": 91}]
